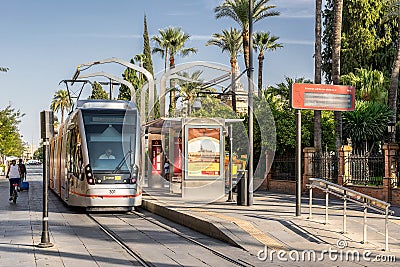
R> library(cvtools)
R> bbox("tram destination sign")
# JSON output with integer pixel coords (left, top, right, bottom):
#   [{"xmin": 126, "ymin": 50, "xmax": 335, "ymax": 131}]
[{"xmin": 291, "ymin": 83, "xmax": 355, "ymax": 111}]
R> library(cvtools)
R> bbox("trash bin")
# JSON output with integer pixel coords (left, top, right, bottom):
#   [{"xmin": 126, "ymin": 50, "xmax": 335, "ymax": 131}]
[{"xmin": 237, "ymin": 170, "xmax": 248, "ymax": 206}]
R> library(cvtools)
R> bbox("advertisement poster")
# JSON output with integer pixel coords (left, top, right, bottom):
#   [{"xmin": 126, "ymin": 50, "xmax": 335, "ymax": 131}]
[{"xmin": 187, "ymin": 127, "xmax": 221, "ymax": 178}]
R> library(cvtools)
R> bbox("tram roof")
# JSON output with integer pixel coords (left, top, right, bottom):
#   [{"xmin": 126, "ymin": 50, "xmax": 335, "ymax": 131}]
[{"xmin": 76, "ymin": 99, "xmax": 137, "ymax": 110}]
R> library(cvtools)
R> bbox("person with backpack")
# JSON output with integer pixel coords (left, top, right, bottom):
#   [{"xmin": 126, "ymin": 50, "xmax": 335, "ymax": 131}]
[
  {"xmin": 6, "ymin": 160, "xmax": 21, "ymax": 201},
  {"xmin": 18, "ymin": 158, "xmax": 27, "ymax": 183}
]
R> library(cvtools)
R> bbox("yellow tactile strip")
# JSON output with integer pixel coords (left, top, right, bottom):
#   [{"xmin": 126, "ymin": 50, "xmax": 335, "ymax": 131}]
[{"xmin": 189, "ymin": 208, "xmax": 287, "ymax": 250}]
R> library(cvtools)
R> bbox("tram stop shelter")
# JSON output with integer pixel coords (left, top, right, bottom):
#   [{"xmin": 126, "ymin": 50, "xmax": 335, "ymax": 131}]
[{"xmin": 144, "ymin": 117, "xmax": 242, "ymax": 202}]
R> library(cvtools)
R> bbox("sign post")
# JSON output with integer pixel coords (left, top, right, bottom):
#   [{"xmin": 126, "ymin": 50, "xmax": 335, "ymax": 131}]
[
  {"xmin": 37, "ymin": 111, "xmax": 54, "ymax": 248},
  {"xmin": 291, "ymin": 84, "xmax": 355, "ymax": 217}
]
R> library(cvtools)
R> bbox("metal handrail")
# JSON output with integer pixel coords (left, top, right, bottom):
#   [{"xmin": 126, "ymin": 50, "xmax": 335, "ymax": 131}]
[{"xmin": 307, "ymin": 178, "xmax": 394, "ymax": 251}]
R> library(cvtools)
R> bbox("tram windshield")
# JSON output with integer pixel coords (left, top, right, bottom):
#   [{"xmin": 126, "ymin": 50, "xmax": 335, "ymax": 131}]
[{"xmin": 82, "ymin": 109, "xmax": 137, "ymax": 173}]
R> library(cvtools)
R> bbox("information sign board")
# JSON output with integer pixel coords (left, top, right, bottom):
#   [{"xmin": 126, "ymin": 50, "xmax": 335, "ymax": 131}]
[{"xmin": 291, "ymin": 83, "xmax": 355, "ymax": 111}]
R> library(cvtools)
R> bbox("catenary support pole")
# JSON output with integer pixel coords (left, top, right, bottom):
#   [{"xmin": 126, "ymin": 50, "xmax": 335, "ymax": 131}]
[{"xmin": 247, "ymin": 0, "xmax": 254, "ymax": 206}]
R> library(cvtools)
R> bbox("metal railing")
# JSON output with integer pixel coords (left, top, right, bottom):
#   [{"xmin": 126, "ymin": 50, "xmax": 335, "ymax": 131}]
[{"xmin": 307, "ymin": 178, "xmax": 394, "ymax": 251}]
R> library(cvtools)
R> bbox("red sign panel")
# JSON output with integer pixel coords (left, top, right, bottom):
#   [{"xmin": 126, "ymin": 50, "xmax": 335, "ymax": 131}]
[{"xmin": 291, "ymin": 83, "xmax": 355, "ymax": 111}]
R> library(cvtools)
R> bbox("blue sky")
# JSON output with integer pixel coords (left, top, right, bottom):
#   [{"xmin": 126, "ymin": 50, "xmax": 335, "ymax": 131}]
[{"xmin": 0, "ymin": 0, "xmax": 316, "ymax": 148}]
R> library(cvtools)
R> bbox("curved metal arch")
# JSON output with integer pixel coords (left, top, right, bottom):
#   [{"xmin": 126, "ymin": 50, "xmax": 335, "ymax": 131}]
[
  {"xmin": 76, "ymin": 57, "xmax": 155, "ymax": 122},
  {"xmin": 159, "ymin": 61, "xmax": 230, "ymax": 117}
]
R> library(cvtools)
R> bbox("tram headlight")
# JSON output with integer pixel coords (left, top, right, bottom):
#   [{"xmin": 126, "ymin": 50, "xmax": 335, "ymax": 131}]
[{"xmin": 84, "ymin": 164, "xmax": 95, "ymax": 185}]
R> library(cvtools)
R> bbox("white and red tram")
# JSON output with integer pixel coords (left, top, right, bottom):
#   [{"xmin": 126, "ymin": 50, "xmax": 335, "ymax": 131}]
[{"xmin": 49, "ymin": 99, "xmax": 142, "ymax": 211}]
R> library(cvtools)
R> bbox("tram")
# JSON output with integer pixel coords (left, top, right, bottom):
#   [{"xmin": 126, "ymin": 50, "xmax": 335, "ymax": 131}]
[{"xmin": 49, "ymin": 99, "xmax": 142, "ymax": 211}]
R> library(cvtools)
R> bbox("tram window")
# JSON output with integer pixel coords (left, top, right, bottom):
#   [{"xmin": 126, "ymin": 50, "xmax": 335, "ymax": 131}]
[{"xmin": 82, "ymin": 110, "xmax": 137, "ymax": 173}]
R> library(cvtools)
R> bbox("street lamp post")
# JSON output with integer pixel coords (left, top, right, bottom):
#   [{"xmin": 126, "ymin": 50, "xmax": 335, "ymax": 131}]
[{"xmin": 388, "ymin": 121, "xmax": 396, "ymax": 143}]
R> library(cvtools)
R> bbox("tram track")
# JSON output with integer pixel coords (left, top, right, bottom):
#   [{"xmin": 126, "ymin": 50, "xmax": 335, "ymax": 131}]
[
  {"xmin": 88, "ymin": 210, "xmax": 254, "ymax": 267},
  {"xmin": 87, "ymin": 213, "xmax": 155, "ymax": 267}
]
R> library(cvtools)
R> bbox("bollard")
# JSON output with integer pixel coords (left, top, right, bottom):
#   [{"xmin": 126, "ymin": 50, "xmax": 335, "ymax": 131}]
[
  {"xmin": 237, "ymin": 170, "xmax": 248, "ymax": 206},
  {"xmin": 362, "ymin": 206, "xmax": 367, "ymax": 244},
  {"xmin": 325, "ymin": 189, "xmax": 329, "ymax": 225},
  {"xmin": 343, "ymin": 190, "xmax": 347, "ymax": 234},
  {"xmin": 308, "ymin": 187, "xmax": 313, "ymax": 219}
]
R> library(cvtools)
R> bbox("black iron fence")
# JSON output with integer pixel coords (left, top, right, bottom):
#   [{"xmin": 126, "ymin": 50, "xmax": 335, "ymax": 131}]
[
  {"xmin": 271, "ymin": 151, "xmax": 384, "ymax": 186},
  {"xmin": 312, "ymin": 152, "xmax": 338, "ymax": 183},
  {"xmin": 270, "ymin": 155, "xmax": 296, "ymax": 181},
  {"xmin": 347, "ymin": 153, "xmax": 384, "ymax": 186}
]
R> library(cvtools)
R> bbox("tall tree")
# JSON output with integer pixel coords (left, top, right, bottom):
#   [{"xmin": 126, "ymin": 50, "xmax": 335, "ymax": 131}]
[
  {"xmin": 143, "ymin": 15, "xmax": 154, "ymax": 76},
  {"xmin": 206, "ymin": 27, "xmax": 243, "ymax": 77},
  {"xmin": 134, "ymin": 54, "xmax": 146, "ymax": 68},
  {"xmin": 206, "ymin": 27, "xmax": 243, "ymax": 111},
  {"xmin": 322, "ymin": 0, "xmax": 397, "ymax": 83},
  {"xmin": 332, "ymin": 0, "xmax": 344, "ymax": 151},
  {"xmin": 175, "ymin": 71, "xmax": 204, "ymax": 116},
  {"xmin": 119, "ymin": 58, "xmax": 145, "ymax": 106},
  {"xmin": 0, "ymin": 106, "xmax": 24, "ymax": 157},
  {"xmin": 341, "ymin": 68, "xmax": 389, "ymax": 103},
  {"xmin": 50, "ymin": 89, "xmax": 72, "ymax": 123},
  {"xmin": 152, "ymin": 27, "xmax": 175, "ymax": 72},
  {"xmin": 134, "ymin": 54, "xmax": 146, "ymax": 80},
  {"xmin": 314, "ymin": 0, "xmax": 323, "ymax": 154},
  {"xmin": 89, "ymin": 81, "xmax": 109, "ymax": 100},
  {"xmin": 214, "ymin": 0, "xmax": 279, "ymax": 69},
  {"xmin": 152, "ymin": 27, "xmax": 197, "ymax": 113},
  {"xmin": 387, "ymin": 1, "xmax": 400, "ymax": 142},
  {"xmin": 252, "ymin": 31, "xmax": 282, "ymax": 96}
]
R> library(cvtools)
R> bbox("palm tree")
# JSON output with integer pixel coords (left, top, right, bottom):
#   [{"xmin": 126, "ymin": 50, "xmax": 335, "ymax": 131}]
[
  {"xmin": 152, "ymin": 27, "xmax": 197, "ymax": 113},
  {"xmin": 332, "ymin": 0, "xmax": 344, "ymax": 151},
  {"xmin": 175, "ymin": 71, "xmax": 204, "ymax": 115},
  {"xmin": 134, "ymin": 54, "xmax": 146, "ymax": 80},
  {"xmin": 50, "ymin": 90, "xmax": 72, "ymax": 123},
  {"xmin": 314, "ymin": 0, "xmax": 323, "ymax": 154},
  {"xmin": 168, "ymin": 29, "xmax": 197, "ymax": 69},
  {"xmin": 206, "ymin": 27, "xmax": 243, "ymax": 74},
  {"xmin": 252, "ymin": 31, "xmax": 282, "ymax": 96},
  {"xmin": 343, "ymin": 101, "xmax": 393, "ymax": 153},
  {"xmin": 214, "ymin": 0, "xmax": 279, "ymax": 69},
  {"xmin": 206, "ymin": 27, "xmax": 243, "ymax": 111},
  {"xmin": 134, "ymin": 54, "xmax": 146, "ymax": 68}
]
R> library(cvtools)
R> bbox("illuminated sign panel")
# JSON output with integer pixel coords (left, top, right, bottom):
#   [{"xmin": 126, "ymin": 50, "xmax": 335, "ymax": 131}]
[
  {"xmin": 291, "ymin": 83, "xmax": 355, "ymax": 111},
  {"xmin": 186, "ymin": 127, "xmax": 222, "ymax": 179}
]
